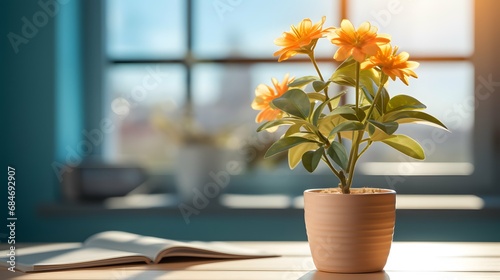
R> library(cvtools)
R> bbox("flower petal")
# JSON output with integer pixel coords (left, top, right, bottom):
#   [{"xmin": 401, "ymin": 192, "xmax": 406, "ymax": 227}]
[
  {"xmin": 340, "ymin": 19, "xmax": 355, "ymax": 35},
  {"xmin": 357, "ymin": 21, "xmax": 373, "ymax": 34},
  {"xmin": 330, "ymin": 20, "xmax": 391, "ymax": 63},
  {"xmin": 334, "ymin": 46, "xmax": 353, "ymax": 61},
  {"xmin": 352, "ymin": 48, "xmax": 366, "ymax": 62},
  {"xmin": 273, "ymin": 17, "xmax": 332, "ymax": 61},
  {"xmin": 252, "ymin": 75, "xmax": 294, "ymax": 123}
]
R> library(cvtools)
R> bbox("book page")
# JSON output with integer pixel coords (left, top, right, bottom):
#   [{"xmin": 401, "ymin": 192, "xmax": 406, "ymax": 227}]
[
  {"xmin": 155, "ymin": 241, "xmax": 279, "ymax": 263},
  {"xmin": 84, "ymin": 231, "xmax": 185, "ymax": 261},
  {"xmin": 0, "ymin": 243, "xmax": 150, "ymax": 272},
  {"xmin": 84, "ymin": 231, "xmax": 278, "ymax": 264}
]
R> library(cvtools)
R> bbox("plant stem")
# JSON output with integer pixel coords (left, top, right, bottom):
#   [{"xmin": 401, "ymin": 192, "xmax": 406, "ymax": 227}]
[
  {"xmin": 362, "ymin": 74, "xmax": 387, "ymax": 124},
  {"xmin": 344, "ymin": 62, "xmax": 361, "ymax": 191},
  {"xmin": 345, "ymin": 131, "xmax": 362, "ymax": 192},
  {"xmin": 344, "ymin": 73, "xmax": 386, "ymax": 193},
  {"xmin": 322, "ymin": 151, "xmax": 346, "ymax": 187},
  {"xmin": 346, "ymin": 131, "xmax": 356, "ymax": 174},
  {"xmin": 337, "ymin": 133, "xmax": 343, "ymax": 144},
  {"xmin": 348, "ymin": 83, "xmax": 384, "ymax": 182},
  {"xmin": 355, "ymin": 61, "xmax": 360, "ymax": 109},
  {"xmin": 315, "ymin": 129, "xmax": 330, "ymax": 146},
  {"xmin": 307, "ymin": 52, "xmax": 334, "ymax": 112},
  {"xmin": 308, "ymin": 52, "xmax": 325, "ymax": 82},
  {"xmin": 358, "ymin": 141, "xmax": 372, "ymax": 159}
]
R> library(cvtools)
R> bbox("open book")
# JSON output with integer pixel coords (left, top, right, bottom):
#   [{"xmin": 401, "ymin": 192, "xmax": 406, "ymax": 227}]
[{"xmin": 0, "ymin": 231, "xmax": 278, "ymax": 272}]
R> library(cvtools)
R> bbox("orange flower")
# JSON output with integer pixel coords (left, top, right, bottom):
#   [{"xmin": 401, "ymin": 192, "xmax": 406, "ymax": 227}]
[
  {"xmin": 329, "ymin": 19, "xmax": 390, "ymax": 62},
  {"xmin": 361, "ymin": 44, "xmax": 419, "ymax": 86},
  {"xmin": 274, "ymin": 16, "xmax": 332, "ymax": 62},
  {"xmin": 252, "ymin": 74, "xmax": 294, "ymax": 123}
]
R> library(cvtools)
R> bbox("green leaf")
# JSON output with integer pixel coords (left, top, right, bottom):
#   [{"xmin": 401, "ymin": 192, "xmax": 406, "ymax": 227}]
[
  {"xmin": 328, "ymin": 105, "xmax": 361, "ymax": 121},
  {"xmin": 258, "ymin": 118, "xmax": 321, "ymax": 135},
  {"xmin": 381, "ymin": 135, "xmax": 425, "ymax": 160},
  {"xmin": 287, "ymin": 132, "xmax": 320, "ymax": 142},
  {"xmin": 362, "ymin": 82, "xmax": 390, "ymax": 114},
  {"xmin": 386, "ymin": 95, "xmax": 426, "ymax": 113},
  {"xmin": 383, "ymin": 111, "xmax": 448, "ymax": 130},
  {"xmin": 312, "ymin": 80, "xmax": 329, "ymax": 92},
  {"xmin": 328, "ymin": 121, "xmax": 364, "ymax": 137},
  {"xmin": 288, "ymin": 76, "xmax": 319, "ymax": 87},
  {"xmin": 330, "ymin": 59, "xmax": 356, "ymax": 87},
  {"xmin": 272, "ymin": 89, "xmax": 311, "ymax": 119},
  {"xmin": 288, "ymin": 142, "xmax": 319, "ymax": 169},
  {"xmin": 329, "ymin": 106, "xmax": 357, "ymax": 117},
  {"xmin": 378, "ymin": 87, "xmax": 390, "ymax": 114},
  {"xmin": 284, "ymin": 124, "xmax": 302, "ymax": 137},
  {"xmin": 307, "ymin": 92, "xmax": 326, "ymax": 102},
  {"xmin": 368, "ymin": 123, "xmax": 392, "ymax": 141},
  {"xmin": 257, "ymin": 119, "xmax": 295, "ymax": 132},
  {"xmin": 331, "ymin": 58, "xmax": 381, "ymax": 91},
  {"xmin": 312, "ymin": 92, "xmax": 347, "ymax": 126},
  {"xmin": 312, "ymin": 100, "xmax": 328, "ymax": 126},
  {"xmin": 361, "ymin": 84, "xmax": 374, "ymax": 103},
  {"xmin": 331, "ymin": 76, "xmax": 355, "ymax": 87},
  {"xmin": 308, "ymin": 102, "xmax": 316, "ymax": 120},
  {"xmin": 327, "ymin": 91, "xmax": 347, "ymax": 108},
  {"xmin": 327, "ymin": 142, "xmax": 349, "ymax": 170},
  {"xmin": 368, "ymin": 120, "xmax": 399, "ymax": 135},
  {"xmin": 265, "ymin": 136, "xmax": 317, "ymax": 158},
  {"xmin": 302, "ymin": 147, "xmax": 324, "ymax": 173},
  {"xmin": 360, "ymin": 68, "xmax": 381, "ymax": 91},
  {"xmin": 354, "ymin": 107, "xmax": 366, "ymax": 121},
  {"xmin": 318, "ymin": 114, "xmax": 342, "ymax": 140}
]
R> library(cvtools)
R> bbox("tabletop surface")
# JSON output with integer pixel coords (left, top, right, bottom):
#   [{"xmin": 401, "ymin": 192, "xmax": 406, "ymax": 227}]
[{"xmin": 1, "ymin": 242, "xmax": 499, "ymax": 279}]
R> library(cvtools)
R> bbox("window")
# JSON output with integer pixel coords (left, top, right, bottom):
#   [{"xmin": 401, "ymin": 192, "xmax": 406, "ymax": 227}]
[
  {"xmin": 349, "ymin": 0, "xmax": 478, "ymax": 183},
  {"xmin": 345, "ymin": 0, "xmax": 494, "ymax": 194},
  {"xmin": 102, "ymin": 0, "xmax": 491, "ymax": 195}
]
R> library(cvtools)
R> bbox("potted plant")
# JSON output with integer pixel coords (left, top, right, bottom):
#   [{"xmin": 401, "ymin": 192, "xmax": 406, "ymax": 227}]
[{"xmin": 251, "ymin": 17, "xmax": 447, "ymax": 273}]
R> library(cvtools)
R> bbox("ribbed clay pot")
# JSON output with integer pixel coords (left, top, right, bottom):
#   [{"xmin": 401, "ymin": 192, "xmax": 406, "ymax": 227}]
[{"xmin": 304, "ymin": 188, "xmax": 396, "ymax": 273}]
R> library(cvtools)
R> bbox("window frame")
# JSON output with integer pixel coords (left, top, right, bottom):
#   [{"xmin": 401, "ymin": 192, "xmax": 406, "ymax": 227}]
[{"xmin": 95, "ymin": 0, "xmax": 496, "ymax": 196}]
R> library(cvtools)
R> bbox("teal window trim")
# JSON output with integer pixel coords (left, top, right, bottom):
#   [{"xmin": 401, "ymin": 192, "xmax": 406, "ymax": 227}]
[{"xmin": 55, "ymin": 0, "xmax": 82, "ymax": 161}]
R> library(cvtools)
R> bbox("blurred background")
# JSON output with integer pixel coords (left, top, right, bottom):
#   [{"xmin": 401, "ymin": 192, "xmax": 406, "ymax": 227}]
[{"xmin": 1, "ymin": 0, "xmax": 499, "ymax": 242}]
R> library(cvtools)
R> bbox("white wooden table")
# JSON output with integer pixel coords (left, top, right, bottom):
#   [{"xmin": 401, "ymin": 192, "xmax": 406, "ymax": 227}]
[{"xmin": 1, "ymin": 242, "xmax": 499, "ymax": 279}]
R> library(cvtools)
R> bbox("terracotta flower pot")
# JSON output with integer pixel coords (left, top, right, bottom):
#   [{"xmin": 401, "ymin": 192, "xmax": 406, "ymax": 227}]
[{"xmin": 304, "ymin": 188, "xmax": 396, "ymax": 273}]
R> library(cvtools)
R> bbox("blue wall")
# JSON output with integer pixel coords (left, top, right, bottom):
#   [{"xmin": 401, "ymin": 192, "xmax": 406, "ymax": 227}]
[{"xmin": 1, "ymin": 0, "xmax": 58, "ymax": 241}]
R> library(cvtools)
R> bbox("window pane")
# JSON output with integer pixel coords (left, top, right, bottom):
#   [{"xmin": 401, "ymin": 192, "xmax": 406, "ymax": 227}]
[
  {"xmin": 191, "ymin": 63, "xmax": 340, "ymax": 175},
  {"xmin": 106, "ymin": 0, "xmax": 185, "ymax": 59},
  {"xmin": 359, "ymin": 62, "xmax": 474, "ymax": 175},
  {"xmin": 105, "ymin": 64, "xmax": 186, "ymax": 169},
  {"xmin": 191, "ymin": 63, "xmax": 338, "ymax": 131},
  {"xmin": 191, "ymin": 62, "xmax": 474, "ymax": 176},
  {"xmin": 193, "ymin": 0, "xmax": 339, "ymax": 58},
  {"xmin": 349, "ymin": 0, "xmax": 473, "ymax": 56}
]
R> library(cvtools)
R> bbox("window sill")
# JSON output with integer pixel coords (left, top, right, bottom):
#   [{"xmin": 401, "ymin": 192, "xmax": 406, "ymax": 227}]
[{"xmin": 38, "ymin": 194, "xmax": 500, "ymax": 217}]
